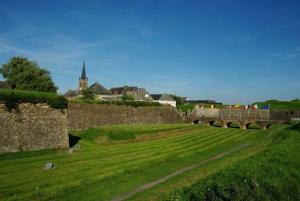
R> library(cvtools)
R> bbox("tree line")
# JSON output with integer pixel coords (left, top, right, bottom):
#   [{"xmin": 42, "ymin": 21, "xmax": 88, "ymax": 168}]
[{"xmin": 0, "ymin": 57, "xmax": 57, "ymax": 93}]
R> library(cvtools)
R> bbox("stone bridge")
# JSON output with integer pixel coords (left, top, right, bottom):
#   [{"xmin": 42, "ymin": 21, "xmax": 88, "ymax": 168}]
[{"xmin": 188, "ymin": 105, "xmax": 284, "ymax": 129}]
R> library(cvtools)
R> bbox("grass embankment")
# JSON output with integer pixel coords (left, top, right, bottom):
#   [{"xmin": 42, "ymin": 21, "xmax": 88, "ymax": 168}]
[
  {"xmin": 73, "ymin": 124, "xmax": 191, "ymax": 141},
  {"xmin": 160, "ymin": 123, "xmax": 300, "ymax": 201},
  {"xmin": 255, "ymin": 99, "xmax": 300, "ymax": 110},
  {"xmin": 0, "ymin": 89, "xmax": 67, "ymax": 111},
  {"xmin": 69, "ymin": 98, "xmax": 162, "ymax": 107},
  {"xmin": 0, "ymin": 124, "xmax": 267, "ymax": 201}
]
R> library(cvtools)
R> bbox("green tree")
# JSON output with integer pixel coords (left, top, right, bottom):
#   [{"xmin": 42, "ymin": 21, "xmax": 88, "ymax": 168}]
[
  {"xmin": 121, "ymin": 94, "xmax": 135, "ymax": 101},
  {"xmin": 170, "ymin": 95, "xmax": 184, "ymax": 105},
  {"xmin": 81, "ymin": 89, "xmax": 95, "ymax": 100},
  {"xmin": 0, "ymin": 57, "xmax": 57, "ymax": 93}
]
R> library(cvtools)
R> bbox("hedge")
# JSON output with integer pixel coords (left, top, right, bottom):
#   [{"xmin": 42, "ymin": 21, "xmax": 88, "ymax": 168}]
[
  {"xmin": 0, "ymin": 89, "xmax": 68, "ymax": 111},
  {"xmin": 69, "ymin": 99, "xmax": 162, "ymax": 107}
]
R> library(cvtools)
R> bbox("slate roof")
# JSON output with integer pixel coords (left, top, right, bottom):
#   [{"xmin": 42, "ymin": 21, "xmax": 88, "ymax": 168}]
[
  {"xmin": 110, "ymin": 86, "xmax": 138, "ymax": 94},
  {"xmin": 0, "ymin": 81, "xmax": 10, "ymax": 89},
  {"xmin": 150, "ymin": 94, "xmax": 175, "ymax": 101},
  {"xmin": 80, "ymin": 62, "xmax": 87, "ymax": 80},
  {"xmin": 64, "ymin": 89, "xmax": 79, "ymax": 97},
  {"xmin": 89, "ymin": 82, "xmax": 111, "ymax": 95},
  {"xmin": 150, "ymin": 94, "xmax": 163, "ymax": 100}
]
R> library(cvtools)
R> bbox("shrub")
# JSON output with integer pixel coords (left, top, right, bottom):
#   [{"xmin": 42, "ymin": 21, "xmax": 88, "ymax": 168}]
[
  {"xmin": 0, "ymin": 89, "xmax": 68, "ymax": 111},
  {"xmin": 69, "ymin": 99, "xmax": 162, "ymax": 107},
  {"xmin": 121, "ymin": 94, "xmax": 135, "ymax": 101}
]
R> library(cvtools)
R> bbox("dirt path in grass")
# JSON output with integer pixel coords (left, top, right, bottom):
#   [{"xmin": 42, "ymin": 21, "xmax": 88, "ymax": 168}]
[{"xmin": 111, "ymin": 143, "xmax": 252, "ymax": 201}]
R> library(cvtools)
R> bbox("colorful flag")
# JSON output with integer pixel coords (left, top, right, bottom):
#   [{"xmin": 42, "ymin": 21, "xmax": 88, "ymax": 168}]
[{"xmin": 253, "ymin": 104, "xmax": 258, "ymax": 110}]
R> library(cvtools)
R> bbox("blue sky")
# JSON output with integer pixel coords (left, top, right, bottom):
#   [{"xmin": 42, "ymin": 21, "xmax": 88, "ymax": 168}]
[{"xmin": 0, "ymin": 0, "xmax": 300, "ymax": 104}]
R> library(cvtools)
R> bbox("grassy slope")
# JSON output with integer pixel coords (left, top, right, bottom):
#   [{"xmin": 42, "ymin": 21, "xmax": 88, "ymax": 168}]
[
  {"xmin": 159, "ymin": 124, "xmax": 300, "ymax": 201},
  {"xmin": 73, "ymin": 124, "xmax": 191, "ymax": 141},
  {"xmin": 0, "ymin": 124, "xmax": 267, "ymax": 201},
  {"xmin": 176, "ymin": 104, "xmax": 197, "ymax": 113},
  {"xmin": 255, "ymin": 100, "xmax": 300, "ymax": 110},
  {"xmin": 177, "ymin": 103, "xmax": 224, "ymax": 113}
]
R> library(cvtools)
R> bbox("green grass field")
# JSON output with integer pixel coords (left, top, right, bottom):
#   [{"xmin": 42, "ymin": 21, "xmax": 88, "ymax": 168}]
[
  {"xmin": 255, "ymin": 99, "xmax": 300, "ymax": 110},
  {"xmin": 161, "ymin": 123, "xmax": 300, "ymax": 201},
  {"xmin": 0, "ymin": 124, "xmax": 292, "ymax": 201}
]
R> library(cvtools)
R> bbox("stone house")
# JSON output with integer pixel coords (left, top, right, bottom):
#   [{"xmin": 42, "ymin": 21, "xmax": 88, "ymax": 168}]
[
  {"xmin": 64, "ymin": 62, "xmax": 113, "ymax": 100},
  {"xmin": 151, "ymin": 94, "xmax": 176, "ymax": 107},
  {"xmin": 110, "ymin": 86, "xmax": 153, "ymax": 101}
]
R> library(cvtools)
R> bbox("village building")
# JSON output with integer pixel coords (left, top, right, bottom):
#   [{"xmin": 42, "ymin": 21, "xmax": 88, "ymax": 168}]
[
  {"xmin": 89, "ymin": 82, "xmax": 111, "ymax": 95},
  {"xmin": 79, "ymin": 61, "xmax": 88, "ymax": 91},
  {"xmin": 110, "ymin": 86, "xmax": 153, "ymax": 101},
  {"xmin": 64, "ymin": 62, "xmax": 110, "ymax": 99},
  {"xmin": 88, "ymin": 82, "xmax": 118, "ymax": 101},
  {"xmin": 63, "ymin": 89, "xmax": 80, "ymax": 99},
  {"xmin": 64, "ymin": 62, "xmax": 176, "ymax": 105},
  {"xmin": 64, "ymin": 62, "xmax": 123, "ymax": 101},
  {"xmin": 150, "ymin": 94, "xmax": 176, "ymax": 107}
]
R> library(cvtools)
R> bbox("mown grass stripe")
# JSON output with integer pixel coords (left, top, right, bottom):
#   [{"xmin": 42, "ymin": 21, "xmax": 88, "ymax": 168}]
[
  {"xmin": 0, "ymin": 128, "xmax": 238, "ymax": 177},
  {"xmin": 0, "ymin": 129, "xmax": 250, "ymax": 192}
]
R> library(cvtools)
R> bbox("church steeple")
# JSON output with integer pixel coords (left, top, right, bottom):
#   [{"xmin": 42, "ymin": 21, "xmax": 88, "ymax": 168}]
[
  {"xmin": 79, "ymin": 61, "xmax": 88, "ymax": 91},
  {"xmin": 81, "ymin": 61, "xmax": 87, "ymax": 79}
]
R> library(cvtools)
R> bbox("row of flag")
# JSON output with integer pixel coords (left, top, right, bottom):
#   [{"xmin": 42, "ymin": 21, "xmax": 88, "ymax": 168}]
[
  {"xmin": 226, "ymin": 104, "xmax": 270, "ymax": 110},
  {"xmin": 200, "ymin": 104, "xmax": 270, "ymax": 110}
]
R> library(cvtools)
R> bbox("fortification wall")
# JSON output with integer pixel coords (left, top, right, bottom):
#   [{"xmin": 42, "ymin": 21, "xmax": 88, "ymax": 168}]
[
  {"xmin": 0, "ymin": 103, "xmax": 69, "ymax": 153},
  {"xmin": 270, "ymin": 110, "xmax": 300, "ymax": 121},
  {"xmin": 68, "ymin": 103, "xmax": 183, "ymax": 130}
]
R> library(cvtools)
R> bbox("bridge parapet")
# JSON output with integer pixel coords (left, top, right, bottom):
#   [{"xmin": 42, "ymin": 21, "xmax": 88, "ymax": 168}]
[
  {"xmin": 191, "ymin": 107, "xmax": 272, "ymax": 129},
  {"xmin": 191, "ymin": 106, "xmax": 219, "ymax": 118},
  {"xmin": 219, "ymin": 109, "xmax": 269, "ymax": 121}
]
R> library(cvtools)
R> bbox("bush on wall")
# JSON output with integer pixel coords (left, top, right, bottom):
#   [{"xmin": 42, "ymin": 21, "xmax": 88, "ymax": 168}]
[
  {"xmin": 0, "ymin": 89, "xmax": 68, "ymax": 111},
  {"xmin": 69, "ymin": 99, "xmax": 162, "ymax": 107}
]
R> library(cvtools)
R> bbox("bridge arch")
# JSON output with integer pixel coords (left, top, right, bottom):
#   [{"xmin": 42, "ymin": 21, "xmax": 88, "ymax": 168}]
[
  {"xmin": 227, "ymin": 121, "xmax": 241, "ymax": 128},
  {"xmin": 246, "ymin": 122, "xmax": 260, "ymax": 129},
  {"xmin": 208, "ymin": 120, "xmax": 216, "ymax": 126},
  {"xmin": 193, "ymin": 120, "xmax": 199, "ymax": 124},
  {"xmin": 226, "ymin": 122, "xmax": 232, "ymax": 128}
]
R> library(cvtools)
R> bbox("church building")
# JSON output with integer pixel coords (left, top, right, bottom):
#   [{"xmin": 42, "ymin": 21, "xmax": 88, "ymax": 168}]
[
  {"xmin": 64, "ymin": 62, "xmax": 111, "ymax": 99},
  {"xmin": 79, "ymin": 62, "xmax": 88, "ymax": 91}
]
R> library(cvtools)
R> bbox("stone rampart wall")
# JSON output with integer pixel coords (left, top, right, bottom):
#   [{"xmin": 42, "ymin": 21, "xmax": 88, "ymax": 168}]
[
  {"xmin": 68, "ymin": 103, "xmax": 183, "ymax": 130},
  {"xmin": 270, "ymin": 110, "xmax": 300, "ymax": 121},
  {"xmin": 0, "ymin": 103, "xmax": 69, "ymax": 153}
]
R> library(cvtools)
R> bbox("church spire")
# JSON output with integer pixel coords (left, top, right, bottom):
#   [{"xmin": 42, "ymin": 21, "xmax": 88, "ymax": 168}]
[
  {"xmin": 81, "ymin": 61, "xmax": 87, "ymax": 79},
  {"xmin": 79, "ymin": 61, "xmax": 88, "ymax": 91}
]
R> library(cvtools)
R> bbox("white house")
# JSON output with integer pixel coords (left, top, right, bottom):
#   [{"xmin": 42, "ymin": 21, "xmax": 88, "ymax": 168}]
[{"xmin": 150, "ymin": 94, "xmax": 176, "ymax": 107}]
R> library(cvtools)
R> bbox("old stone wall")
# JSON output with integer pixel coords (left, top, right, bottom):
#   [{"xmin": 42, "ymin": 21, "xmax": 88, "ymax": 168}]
[
  {"xmin": 191, "ymin": 107, "xmax": 270, "ymax": 121},
  {"xmin": 0, "ymin": 103, "xmax": 69, "ymax": 153},
  {"xmin": 270, "ymin": 110, "xmax": 300, "ymax": 121},
  {"xmin": 191, "ymin": 106, "xmax": 220, "ymax": 118},
  {"xmin": 68, "ymin": 103, "xmax": 183, "ymax": 130},
  {"xmin": 219, "ymin": 109, "xmax": 270, "ymax": 121}
]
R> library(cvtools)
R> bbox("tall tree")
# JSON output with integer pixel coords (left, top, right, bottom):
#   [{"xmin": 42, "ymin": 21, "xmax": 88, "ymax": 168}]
[{"xmin": 0, "ymin": 57, "xmax": 57, "ymax": 93}]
